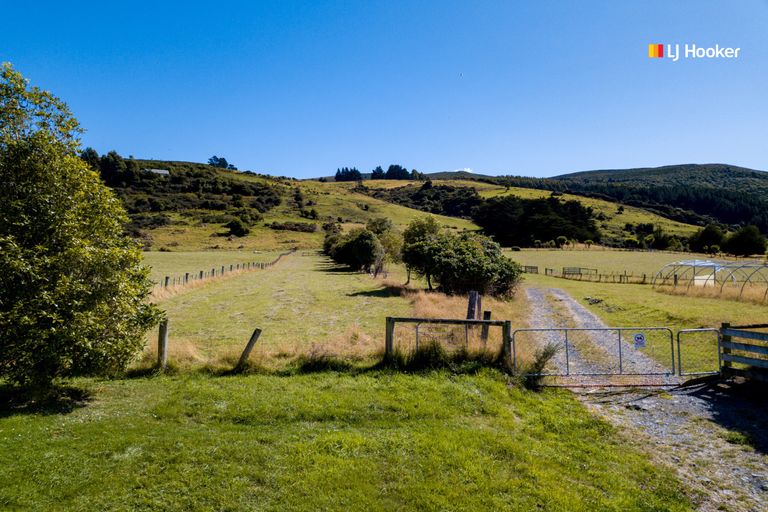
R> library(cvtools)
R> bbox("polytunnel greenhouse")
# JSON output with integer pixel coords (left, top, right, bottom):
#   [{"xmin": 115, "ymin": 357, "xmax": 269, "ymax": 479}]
[{"xmin": 652, "ymin": 259, "xmax": 768, "ymax": 299}]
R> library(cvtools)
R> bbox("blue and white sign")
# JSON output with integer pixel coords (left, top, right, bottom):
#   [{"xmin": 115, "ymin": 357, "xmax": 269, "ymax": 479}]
[{"xmin": 633, "ymin": 333, "xmax": 646, "ymax": 349}]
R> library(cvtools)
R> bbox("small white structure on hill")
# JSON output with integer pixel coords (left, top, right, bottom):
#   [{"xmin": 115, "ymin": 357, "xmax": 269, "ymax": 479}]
[{"xmin": 141, "ymin": 168, "xmax": 169, "ymax": 176}]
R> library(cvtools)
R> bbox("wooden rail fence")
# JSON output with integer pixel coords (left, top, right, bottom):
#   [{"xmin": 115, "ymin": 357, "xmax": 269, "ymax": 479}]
[{"xmin": 720, "ymin": 322, "xmax": 768, "ymax": 382}]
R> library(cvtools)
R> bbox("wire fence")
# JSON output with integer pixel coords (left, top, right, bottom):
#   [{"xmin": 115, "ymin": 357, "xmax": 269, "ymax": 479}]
[{"xmin": 151, "ymin": 249, "xmax": 296, "ymax": 293}]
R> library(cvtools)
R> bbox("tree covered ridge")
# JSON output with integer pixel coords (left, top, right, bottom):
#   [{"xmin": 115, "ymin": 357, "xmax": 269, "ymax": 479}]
[{"xmin": 495, "ymin": 164, "xmax": 768, "ymax": 232}]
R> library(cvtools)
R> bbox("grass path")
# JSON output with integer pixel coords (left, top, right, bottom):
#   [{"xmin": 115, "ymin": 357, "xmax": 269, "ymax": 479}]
[{"xmin": 147, "ymin": 252, "xmax": 413, "ymax": 363}]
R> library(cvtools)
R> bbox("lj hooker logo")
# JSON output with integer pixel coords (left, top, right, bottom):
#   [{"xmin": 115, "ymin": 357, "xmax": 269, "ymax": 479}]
[{"xmin": 648, "ymin": 43, "xmax": 741, "ymax": 61}]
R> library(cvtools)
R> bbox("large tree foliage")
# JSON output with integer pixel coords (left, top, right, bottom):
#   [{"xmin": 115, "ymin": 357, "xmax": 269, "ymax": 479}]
[
  {"xmin": 402, "ymin": 218, "xmax": 522, "ymax": 296},
  {"xmin": 472, "ymin": 195, "xmax": 600, "ymax": 247},
  {"xmin": 324, "ymin": 227, "xmax": 383, "ymax": 272},
  {"xmin": 208, "ymin": 155, "xmax": 237, "ymax": 170},
  {"xmin": 0, "ymin": 63, "xmax": 160, "ymax": 389},
  {"xmin": 724, "ymin": 225, "xmax": 766, "ymax": 256}
]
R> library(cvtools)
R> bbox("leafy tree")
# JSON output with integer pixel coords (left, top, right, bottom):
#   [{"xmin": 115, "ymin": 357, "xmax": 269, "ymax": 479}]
[
  {"xmin": 371, "ymin": 166, "xmax": 385, "ymax": 179},
  {"xmin": 99, "ymin": 150, "xmax": 129, "ymax": 185},
  {"xmin": 366, "ymin": 217, "xmax": 393, "ymax": 235},
  {"xmin": 689, "ymin": 224, "xmax": 725, "ymax": 253},
  {"xmin": 402, "ymin": 222, "xmax": 521, "ymax": 296},
  {"xmin": 0, "ymin": 63, "xmax": 160, "ymax": 391},
  {"xmin": 402, "ymin": 217, "xmax": 441, "ymax": 285},
  {"xmin": 326, "ymin": 228, "xmax": 383, "ymax": 272},
  {"xmin": 556, "ymin": 236, "xmax": 568, "ymax": 248},
  {"xmin": 209, "ymin": 155, "xmax": 237, "ymax": 170},
  {"xmin": 724, "ymin": 225, "xmax": 766, "ymax": 256}
]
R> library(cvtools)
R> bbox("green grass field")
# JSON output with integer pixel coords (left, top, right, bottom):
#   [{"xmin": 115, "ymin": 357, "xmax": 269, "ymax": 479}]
[{"xmin": 0, "ymin": 371, "xmax": 691, "ymax": 511}]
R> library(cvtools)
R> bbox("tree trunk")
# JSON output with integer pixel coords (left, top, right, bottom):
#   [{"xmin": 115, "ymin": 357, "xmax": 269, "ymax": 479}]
[{"xmin": 427, "ymin": 274, "xmax": 433, "ymax": 290}]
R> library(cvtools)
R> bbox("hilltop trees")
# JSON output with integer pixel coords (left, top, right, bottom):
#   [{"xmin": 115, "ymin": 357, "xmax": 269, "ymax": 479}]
[
  {"xmin": 0, "ymin": 63, "xmax": 160, "ymax": 390},
  {"xmin": 385, "ymin": 164, "xmax": 410, "ymax": 180},
  {"xmin": 335, "ymin": 167, "xmax": 362, "ymax": 182},
  {"xmin": 208, "ymin": 155, "xmax": 237, "ymax": 170}
]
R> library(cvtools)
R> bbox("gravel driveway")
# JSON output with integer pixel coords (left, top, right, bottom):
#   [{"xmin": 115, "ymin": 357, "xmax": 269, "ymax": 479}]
[{"xmin": 525, "ymin": 286, "xmax": 768, "ymax": 511}]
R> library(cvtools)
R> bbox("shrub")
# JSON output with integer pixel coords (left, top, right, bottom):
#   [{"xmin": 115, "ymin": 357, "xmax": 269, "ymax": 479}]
[
  {"xmin": 268, "ymin": 221, "xmax": 317, "ymax": 233},
  {"xmin": 225, "ymin": 218, "xmax": 250, "ymax": 237}
]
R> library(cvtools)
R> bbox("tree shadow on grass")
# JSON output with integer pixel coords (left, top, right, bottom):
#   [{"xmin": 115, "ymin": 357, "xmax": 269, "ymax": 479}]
[
  {"xmin": 0, "ymin": 384, "xmax": 91, "ymax": 418},
  {"xmin": 683, "ymin": 378, "xmax": 768, "ymax": 454},
  {"xmin": 347, "ymin": 285, "xmax": 406, "ymax": 298},
  {"xmin": 314, "ymin": 261, "xmax": 357, "ymax": 274}
]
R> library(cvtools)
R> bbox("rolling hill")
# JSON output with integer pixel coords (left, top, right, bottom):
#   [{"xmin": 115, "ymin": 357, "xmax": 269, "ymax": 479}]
[
  {"xmin": 87, "ymin": 154, "xmax": 708, "ymax": 250},
  {"xmin": 500, "ymin": 163, "xmax": 768, "ymax": 232}
]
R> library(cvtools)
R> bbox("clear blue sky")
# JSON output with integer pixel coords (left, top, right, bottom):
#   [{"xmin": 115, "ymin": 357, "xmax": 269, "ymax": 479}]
[{"xmin": 3, "ymin": 1, "xmax": 767, "ymax": 178}]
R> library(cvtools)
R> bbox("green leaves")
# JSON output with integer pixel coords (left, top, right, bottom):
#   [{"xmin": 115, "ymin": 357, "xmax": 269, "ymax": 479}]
[{"xmin": 0, "ymin": 66, "xmax": 160, "ymax": 388}]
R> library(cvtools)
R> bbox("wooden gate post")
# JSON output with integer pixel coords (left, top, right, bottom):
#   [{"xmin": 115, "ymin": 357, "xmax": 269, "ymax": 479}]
[
  {"xmin": 721, "ymin": 322, "xmax": 731, "ymax": 373},
  {"xmin": 502, "ymin": 320, "xmax": 512, "ymax": 361},
  {"xmin": 385, "ymin": 317, "xmax": 395, "ymax": 357},
  {"xmin": 157, "ymin": 320, "xmax": 169, "ymax": 369}
]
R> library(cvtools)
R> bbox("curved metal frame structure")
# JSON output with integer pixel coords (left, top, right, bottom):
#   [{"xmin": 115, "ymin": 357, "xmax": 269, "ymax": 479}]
[{"xmin": 652, "ymin": 259, "xmax": 768, "ymax": 299}]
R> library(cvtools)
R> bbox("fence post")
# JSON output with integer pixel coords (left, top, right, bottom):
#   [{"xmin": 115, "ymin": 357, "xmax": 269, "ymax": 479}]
[
  {"xmin": 385, "ymin": 317, "xmax": 395, "ymax": 357},
  {"xmin": 199, "ymin": 270, "xmax": 204, "ymax": 280},
  {"xmin": 466, "ymin": 291, "xmax": 479, "ymax": 320},
  {"xmin": 502, "ymin": 320, "xmax": 511, "ymax": 361},
  {"xmin": 184, "ymin": 272, "xmax": 189, "ymax": 284},
  {"xmin": 236, "ymin": 328, "xmax": 262, "ymax": 370},
  {"xmin": 164, "ymin": 276, "xmax": 170, "ymax": 288},
  {"xmin": 157, "ymin": 320, "xmax": 169, "ymax": 369},
  {"xmin": 221, "ymin": 265, "xmax": 225, "ymax": 275},
  {"xmin": 481, "ymin": 311, "xmax": 491, "ymax": 341},
  {"xmin": 721, "ymin": 322, "xmax": 731, "ymax": 372}
]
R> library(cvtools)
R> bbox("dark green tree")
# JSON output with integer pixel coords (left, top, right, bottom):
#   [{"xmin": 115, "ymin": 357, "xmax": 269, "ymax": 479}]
[
  {"xmin": 209, "ymin": 155, "xmax": 237, "ymax": 170},
  {"xmin": 689, "ymin": 224, "xmax": 725, "ymax": 253},
  {"xmin": 371, "ymin": 166, "xmax": 385, "ymax": 179},
  {"xmin": 724, "ymin": 225, "xmax": 766, "ymax": 256},
  {"xmin": 385, "ymin": 164, "xmax": 410, "ymax": 180}
]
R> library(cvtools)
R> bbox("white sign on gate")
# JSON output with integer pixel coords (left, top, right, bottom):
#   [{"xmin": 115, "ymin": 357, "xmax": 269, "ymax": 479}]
[{"xmin": 633, "ymin": 333, "xmax": 646, "ymax": 349}]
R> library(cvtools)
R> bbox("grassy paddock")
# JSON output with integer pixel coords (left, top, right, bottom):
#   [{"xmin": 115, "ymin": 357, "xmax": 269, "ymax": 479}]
[
  {"xmin": 141, "ymin": 252, "xmax": 532, "ymax": 371},
  {"xmin": 0, "ymin": 371, "xmax": 692, "ymax": 511}
]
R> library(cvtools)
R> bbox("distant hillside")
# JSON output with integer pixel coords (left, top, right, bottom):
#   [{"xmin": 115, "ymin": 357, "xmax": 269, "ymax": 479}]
[
  {"xmin": 82, "ymin": 153, "xmax": 476, "ymax": 251},
  {"xmin": 499, "ymin": 163, "xmax": 768, "ymax": 232}
]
